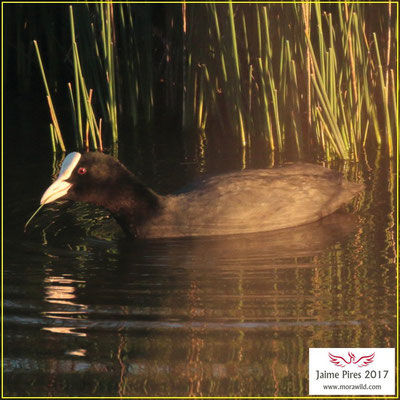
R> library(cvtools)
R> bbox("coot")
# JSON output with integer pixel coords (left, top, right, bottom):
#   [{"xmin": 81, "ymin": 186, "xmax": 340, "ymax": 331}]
[{"xmin": 39, "ymin": 152, "xmax": 364, "ymax": 238}]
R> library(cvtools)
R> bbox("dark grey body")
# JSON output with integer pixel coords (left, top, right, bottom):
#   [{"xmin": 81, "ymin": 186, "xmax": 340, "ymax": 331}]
[{"xmin": 139, "ymin": 163, "xmax": 364, "ymax": 238}]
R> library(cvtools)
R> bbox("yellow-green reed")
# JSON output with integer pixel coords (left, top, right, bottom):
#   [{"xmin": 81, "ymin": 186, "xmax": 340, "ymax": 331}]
[
  {"xmin": 373, "ymin": 32, "xmax": 393, "ymax": 157},
  {"xmin": 305, "ymin": 34, "xmax": 348, "ymax": 158},
  {"xmin": 289, "ymin": 58, "xmax": 302, "ymax": 156},
  {"xmin": 261, "ymin": 6, "xmax": 282, "ymax": 152},
  {"xmin": 24, "ymin": 203, "xmax": 46, "ymax": 232},
  {"xmin": 99, "ymin": 3, "xmax": 118, "ymax": 142},
  {"xmin": 390, "ymin": 70, "xmax": 397, "ymax": 134},
  {"xmin": 228, "ymin": 1, "xmax": 240, "ymax": 84},
  {"xmin": 257, "ymin": 58, "xmax": 274, "ymax": 150},
  {"xmin": 67, "ymin": 82, "xmax": 81, "ymax": 149},
  {"xmin": 197, "ymin": 66, "xmax": 205, "ymax": 130},
  {"xmin": 26, "ymin": 4, "xmax": 395, "ymax": 160},
  {"xmin": 117, "ymin": 4, "xmax": 138, "ymax": 127},
  {"xmin": 203, "ymin": 3, "xmax": 243, "ymax": 139},
  {"xmin": 49, "ymin": 124, "xmax": 56, "ymax": 154},
  {"xmin": 228, "ymin": 1, "xmax": 247, "ymax": 146},
  {"xmin": 33, "ymin": 40, "xmax": 65, "ymax": 152},
  {"xmin": 69, "ymin": 6, "xmax": 83, "ymax": 148},
  {"xmin": 72, "ymin": 42, "xmax": 99, "ymax": 150}
]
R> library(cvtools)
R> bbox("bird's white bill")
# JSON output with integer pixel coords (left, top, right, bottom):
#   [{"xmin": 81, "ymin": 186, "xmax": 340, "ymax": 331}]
[
  {"xmin": 40, "ymin": 152, "xmax": 81, "ymax": 204},
  {"xmin": 40, "ymin": 180, "xmax": 73, "ymax": 204}
]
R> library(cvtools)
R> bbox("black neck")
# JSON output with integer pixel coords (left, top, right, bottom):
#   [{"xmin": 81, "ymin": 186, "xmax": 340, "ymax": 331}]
[{"xmin": 102, "ymin": 178, "xmax": 162, "ymax": 237}]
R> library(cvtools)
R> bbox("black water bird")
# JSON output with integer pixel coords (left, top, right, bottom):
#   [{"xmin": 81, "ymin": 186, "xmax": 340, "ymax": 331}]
[{"xmin": 39, "ymin": 152, "xmax": 364, "ymax": 238}]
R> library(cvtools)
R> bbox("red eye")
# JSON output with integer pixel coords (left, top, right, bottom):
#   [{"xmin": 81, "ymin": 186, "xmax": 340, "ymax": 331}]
[{"xmin": 78, "ymin": 167, "xmax": 87, "ymax": 175}]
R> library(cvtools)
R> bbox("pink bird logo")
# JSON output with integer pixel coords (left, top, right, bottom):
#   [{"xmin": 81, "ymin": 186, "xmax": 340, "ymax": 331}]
[{"xmin": 329, "ymin": 351, "xmax": 375, "ymax": 367}]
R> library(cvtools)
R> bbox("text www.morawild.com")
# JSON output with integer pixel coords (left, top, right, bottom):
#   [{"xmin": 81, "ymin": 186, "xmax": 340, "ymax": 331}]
[{"xmin": 322, "ymin": 383, "xmax": 382, "ymax": 391}]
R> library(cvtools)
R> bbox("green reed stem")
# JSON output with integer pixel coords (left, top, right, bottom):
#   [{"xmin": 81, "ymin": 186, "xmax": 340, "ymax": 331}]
[
  {"xmin": 49, "ymin": 124, "xmax": 56, "ymax": 153},
  {"xmin": 69, "ymin": 6, "xmax": 83, "ymax": 147},
  {"xmin": 24, "ymin": 203, "xmax": 46, "ymax": 232},
  {"xmin": 390, "ymin": 70, "xmax": 397, "ymax": 133},
  {"xmin": 73, "ymin": 42, "xmax": 98, "ymax": 150},
  {"xmin": 28, "ymin": 4, "xmax": 395, "ymax": 161},
  {"xmin": 373, "ymin": 32, "xmax": 393, "ymax": 156},
  {"xmin": 67, "ymin": 82, "xmax": 81, "ymax": 149},
  {"xmin": 33, "ymin": 40, "xmax": 65, "ymax": 152}
]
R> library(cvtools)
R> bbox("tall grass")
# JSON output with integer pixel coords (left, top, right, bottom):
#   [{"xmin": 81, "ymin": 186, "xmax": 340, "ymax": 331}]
[{"xmin": 13, "ymin": 3, "xmax": 396, "ymax": 160}]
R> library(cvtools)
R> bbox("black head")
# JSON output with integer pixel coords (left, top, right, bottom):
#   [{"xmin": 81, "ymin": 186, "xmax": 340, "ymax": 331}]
[
  {"xmin": 41, "ymin": 152, "xmax": 131, "ymax": 205},
  {"xmin": 40, "ymin": 152, "xmax": 160, "ymax": 236}
]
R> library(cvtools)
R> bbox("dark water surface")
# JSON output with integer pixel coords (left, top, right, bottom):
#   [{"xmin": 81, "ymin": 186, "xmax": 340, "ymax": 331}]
[{"xmin": 3, "ymin": 149, "xmax": 397, "ymax": 397}]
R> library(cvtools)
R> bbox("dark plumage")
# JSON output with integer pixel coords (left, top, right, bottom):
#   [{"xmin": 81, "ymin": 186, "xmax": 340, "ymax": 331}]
[{"xmin": 40, "ymin": 152, "xmax": 364, "ymax": 238}]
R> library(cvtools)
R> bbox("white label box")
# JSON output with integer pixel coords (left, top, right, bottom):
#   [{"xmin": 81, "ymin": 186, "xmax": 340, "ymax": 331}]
[{"xmin": 309, "ymin": 348, "xmax": 395, "ymax": 395}]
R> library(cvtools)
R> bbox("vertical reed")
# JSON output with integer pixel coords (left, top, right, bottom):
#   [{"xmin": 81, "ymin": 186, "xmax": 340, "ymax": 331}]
[
  {"xmin": 33, "ymin": 40, "xmax": 65, "ymax": 152},
  {"xmin": 26, "ymin": 4, "xmax": 395, "ymax": 160}
]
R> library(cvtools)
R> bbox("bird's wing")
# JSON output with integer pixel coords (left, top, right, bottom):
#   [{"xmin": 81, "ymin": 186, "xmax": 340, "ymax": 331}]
[
  {"xmin": 328, "ymin": 353, "xmax": 347, "ymax": 367},
  {"xmin": 355, "ymin": 353, "xmax": 375, "ymax": 367}
]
